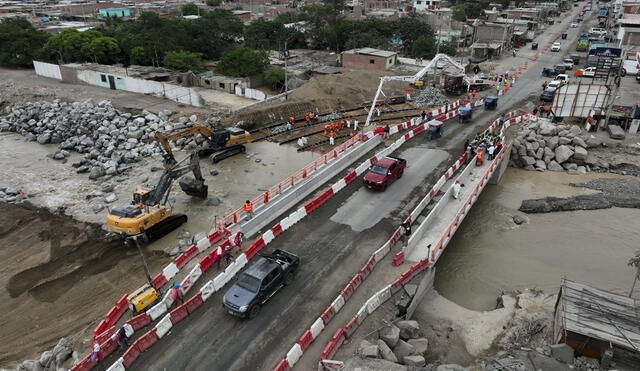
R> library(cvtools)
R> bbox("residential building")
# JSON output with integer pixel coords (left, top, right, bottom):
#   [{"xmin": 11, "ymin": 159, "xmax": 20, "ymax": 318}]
[
  {"xmin": 470, "ymin": 21, "xmax": 513, "ymax": 62},
  {"xmin": 98, "ymin": 8, "xmax": 132, "ymax": 17},
  {"xmin": 413, "ymin": 0, "xmax": 440, "ymax": 11},
  {"xmin": 340, "ymin": 48, "xmax": 398, "ymax": 71}
]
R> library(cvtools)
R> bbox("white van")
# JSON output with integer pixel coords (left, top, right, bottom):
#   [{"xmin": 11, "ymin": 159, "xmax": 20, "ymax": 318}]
[
  {"xmin": 622, "ymin": 51, "xmax": 639, "ymax": 76},
  {"xmin": 589, "ymin": 27, "xmax": 606, "ymax": 36}
]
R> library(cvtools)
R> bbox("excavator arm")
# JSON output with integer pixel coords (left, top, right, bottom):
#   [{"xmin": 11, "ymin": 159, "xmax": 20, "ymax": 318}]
[
  {"xmin": 154, "ymin": 126, "xmax": 214, "ymax": 166},
  {"xmin": 147, "ymin": 152, "xmax": 208, "ymax": 206}
]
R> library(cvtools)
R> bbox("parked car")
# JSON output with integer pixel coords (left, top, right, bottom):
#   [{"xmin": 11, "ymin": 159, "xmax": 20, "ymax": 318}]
[
  {"xmin": 223, "ymin": 249, "xmax": 300, "ymax": 318},
  {"xmin": 574, "ymin": 67, "xmax": 597, "ymax": 77},
  {"xmin": 551, "ymin": 42, "xmax": 562, "ymax": 52},
  {"xmin": 540, "ymin": 90, "xmax": 556, "ymax": 102},
  {"xmin": 542, "ymin": 66, "xmax": 556, "ymax": 77},
  {"xmin": 545, "ymin": 80, "xmax": 564, "ymax": 93},
  {"xmin": 636, "ymin": 74, "xmax": 640, "ymax": 83},
  {"xmin": 363, "ymin": 156, "xmax": 406, "ymax": 191},
  {"xmin": 589, "ymin": 27, "xmax": 606, "ymax": 36},
  {"xmin": 563, "ymin": 58, "xmax": 575, "ymax": 70},
  {"xmin": 569, "ymin": 54, "xmax": 581, "ymax": 64},
  {"xmin": 555, "ymin": 74, "xmax": 570, "ymax": 83},
  {"xmin": 554, "ymin": 65, "xmax": 567, "ymax": 75},
  {"xmin": 571, "ymin": 22, "xmax": 579, "ymax": 27}
]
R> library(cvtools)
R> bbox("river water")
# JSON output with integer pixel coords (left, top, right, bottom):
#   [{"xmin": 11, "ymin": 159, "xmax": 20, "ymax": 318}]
[{"xmin": 434, "ymin": 168, "xmax": 640, "ymax": 311}]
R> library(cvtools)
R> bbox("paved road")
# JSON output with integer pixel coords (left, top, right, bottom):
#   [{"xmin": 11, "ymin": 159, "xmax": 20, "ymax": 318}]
[{"xmin": 131, "ymin": 10, "xmax": 584, "ymax": 371}]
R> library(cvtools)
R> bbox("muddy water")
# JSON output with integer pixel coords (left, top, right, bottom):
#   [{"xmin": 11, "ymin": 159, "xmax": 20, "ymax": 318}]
[{"xmin": 434, "ymin": 168, "xmax": 640, "ymax": 311}]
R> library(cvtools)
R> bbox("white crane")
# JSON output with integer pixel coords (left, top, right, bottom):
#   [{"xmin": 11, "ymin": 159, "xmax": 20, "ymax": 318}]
[{"xmin": 364, "ymin": 54, "xmax": 469, "ymax": 126}]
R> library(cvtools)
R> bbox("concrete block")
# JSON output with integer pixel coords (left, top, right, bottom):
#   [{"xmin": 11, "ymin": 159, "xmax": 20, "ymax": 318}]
[
  {"xmin": 358, "ymin": 340, "xmax": 379, "ymax": 358},
  {"xmin": 403, "ymin": 355, "xmax": 426, "ymax": 367},
  {"xmin": 397, "ymin": 320, "xmax": 421, "ymax": 340},
  {"xmin": 392, "ymin": 339, "xmax": 415, "ymax": 360},
  {"xmin": 377, "ymin": 339, "xmax": 398, "ymax": 363},
  {"xmin": 407, "ymin": 338, "xmax": 428, "ymax": 355},
  {"xmin": 379, "ymin": 324, "xmax": 400, "ymax": 348}
]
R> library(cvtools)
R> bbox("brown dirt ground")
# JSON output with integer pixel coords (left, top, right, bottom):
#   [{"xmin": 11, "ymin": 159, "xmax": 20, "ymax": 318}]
[{"xmin": 0, "ymin": 202, "xmax": 169, "ymax": 368}]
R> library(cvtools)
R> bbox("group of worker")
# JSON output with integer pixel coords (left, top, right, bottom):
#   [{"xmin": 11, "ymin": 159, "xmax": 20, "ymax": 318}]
[
  {"xmin": 285, "ymin": 112, "xmax": 317, "ymax": 132},
  {"xmin": 534, "ymin": 105, "xmax": 554, "ymax": 118},
  {"xmin": 464, "ymin": 130, "xmax": 503, "ymax": 167}
]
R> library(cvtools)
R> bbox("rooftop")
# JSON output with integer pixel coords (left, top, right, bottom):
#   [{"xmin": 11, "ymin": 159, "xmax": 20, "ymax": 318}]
[
  {"xmin": 344, "ymin": 48, "xmax": 397, "ymax": 58},
  {"xmin": 558, "ymin": 279, "xmax": 640, "ymax": 352}
]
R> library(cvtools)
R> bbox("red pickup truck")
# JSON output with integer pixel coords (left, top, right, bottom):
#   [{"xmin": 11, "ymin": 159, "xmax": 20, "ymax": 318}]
[{"xmin": 363, "ymin": 156, "xmax": 407, "ymax": 191}]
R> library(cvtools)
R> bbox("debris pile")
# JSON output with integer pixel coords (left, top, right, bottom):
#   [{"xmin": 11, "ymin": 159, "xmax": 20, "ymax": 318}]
[
  {"xmin": 16, "ymin": 337, "xmax": 75, "ymax": 371},
  {"xmin": 0, "ymin": 99, "xmax": 209, "ymax": 180},
  {"xmin": 509, "ymin": 118, "xmax": 602, "ymax": 174},
  {"xmin": 411, "ymin": 87, "xmax": 449, "ymax": 108},
  {"xmin": 357, "ymin": 320, "xmax": 431, "ymax": 367}
]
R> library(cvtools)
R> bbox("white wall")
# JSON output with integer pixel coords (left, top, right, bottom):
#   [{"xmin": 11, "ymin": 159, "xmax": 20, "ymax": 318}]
[{"xmin": 33, "ymin": 61, "xmax": 62, "ymax": 80}]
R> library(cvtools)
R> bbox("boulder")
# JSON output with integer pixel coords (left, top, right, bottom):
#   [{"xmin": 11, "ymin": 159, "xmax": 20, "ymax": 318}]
[
  {"xmin": 393, "ymin": 340, "xmax": 416, "ymax": 360},
  {"xmin": 403, "ymin": 355, "xmax": 426, "ymax": 367},
  {"xmin": 577, "ymin": 166, "xmax": 587, "ymax": 174},
  {"xmin": 379, "ymin": 325, "xmax": 400, "ymax": 348},
  {"xmin": 550, "ymin": 343, "xmax": 574, "ymax": 364},
  {"xmin": 539, "ymin": 122, "xmax": 557, "ymax": 136},
  {"xmin": 358, "ymin": 340, "xmax": 379, "ymax": 358},
  {"xmin": 548, "ymin": 161, "xmax": 564, "ymax": 172},
  {"xmin": 554, "ymin": 145, "xmax": 574, "ymax": 164},
  {"xmin": 573, "ymin": 146, "xmax": 588, "ymax": 161},
  {"xmin": 88, "ymin": 166, "xmax": 105, "ymax": 179},
  {"xmin": 563, "ymin": 162, "xmax": 578, "ymax": 171},
  {"xmin": 572, "ymin": 136, "xmax": 587, "ymax": 148},
  {"xmin": 407, "ymin": 338, "xmax": 428, "ymax": 355},
  {"xmin": 547, "ymin": 136, "xmax": 559, "ymax": 150},
  {"xmin": 558, "ymin": 137, "xmax": 572, "ymax": 145},
  {"xmin": 396, "ymin": 320, "xmax": 421, "ymax": 340},
  {"xmin": 534, "ymin": 148, "xmax": 544, "ymax": 160},
  {"xmin": 377, "ymin": 339, "xmax": 398, "ymax": 363},
  {"xmin": 569, "ymin": 125, "xmax": 582, "ymax": 135},
  {"xmin": 535, "ymin": 160, "xmax": 546, "ymax": 171},
  {"xmin": 92, "ymin": 204, "xmax": 105, "ymax": 213},
  {"xmin": 521, "ymin": 156, "xmax": 536, "ymax": 166},
  {"xmin": 608, "ymin": 125, "xmax": 626, "ymax": 139},
  {"xmin": 39, "ymin": 351, "xmax": 53, "ymax": 367},
  {"xmin": 104, "ymin": 194, "xmax": 118, "ymax": 203},
  {"xmin": 19, "ymin": 360, "xmax": 43, "ymax": 371}
]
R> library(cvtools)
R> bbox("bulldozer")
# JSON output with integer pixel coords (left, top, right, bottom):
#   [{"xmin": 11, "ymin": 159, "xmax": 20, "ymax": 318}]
[
  {"xmin": 105, "ymin": 152, "xmax": 208, "ymax": 244},
  {"xmin": 154, "ymin": 125, "xmax": 252, "ymax": 166}
]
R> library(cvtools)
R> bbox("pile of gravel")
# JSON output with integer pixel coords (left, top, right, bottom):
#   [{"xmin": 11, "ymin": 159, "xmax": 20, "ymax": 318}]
[
  {"xmin": 0, "ymin": 99, "xmax": 210, "ymax": 180},
  {"xmin": 412, "ymin": 87, "xmax": 449, "ymax": 108}
]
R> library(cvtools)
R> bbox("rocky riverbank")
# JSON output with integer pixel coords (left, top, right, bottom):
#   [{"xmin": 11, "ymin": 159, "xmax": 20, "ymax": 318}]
[
  {"xmin": 0, "ymin": 99, "xmax": 220, "ymax": 182},
  {"xmin": 519, "ymin": 177, "xmax": 640, "ymax": 213}
]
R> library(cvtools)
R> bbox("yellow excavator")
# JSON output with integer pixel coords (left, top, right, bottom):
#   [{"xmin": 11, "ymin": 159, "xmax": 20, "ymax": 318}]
[
  {"xmin": 105, "ymin": 152, "xmax": 208, "ymax": 244},
  {"xmin": 154, "ymin": 125, "xmax": 252, "ymax": 166}
]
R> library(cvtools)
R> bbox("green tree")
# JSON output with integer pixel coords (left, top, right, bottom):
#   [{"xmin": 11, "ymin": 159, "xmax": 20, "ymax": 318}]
[
  {"xmin": 163, "ymin": 50, "xmax": 202, "ymax": 71},
  {"xmin": 218, "ymin": 48, "xmax": 268, "ymax": 77},
  {"xmin": 0, "ymin": 18, "xmax": 50, "ymax": 67},
  {"xmin": 411, "ymin": 35, "xmax": 437, "ymax": 59},
  {"xmin": 263, "ymin": 66, "xmax": 285, "ymax": 89},
  {"xmin": 43, "ymin": 29, "xmax": 120, "ymax": 64},
  {"xmin": 391, "ymin": 15, "xmax": 431, "ymax": 53},
  {"xmin": 182, "ymin": 3, "xmax": 200, "ymax": 16},
  {"xmin": 206, "ymin": 0, "xmax": 222, "ymax": 6}
]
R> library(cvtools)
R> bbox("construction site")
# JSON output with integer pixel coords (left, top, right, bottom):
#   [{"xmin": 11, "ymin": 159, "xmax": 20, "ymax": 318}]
[{"xmin": 2, "ymin": 2, "xmax": 640, "ymax": 371}]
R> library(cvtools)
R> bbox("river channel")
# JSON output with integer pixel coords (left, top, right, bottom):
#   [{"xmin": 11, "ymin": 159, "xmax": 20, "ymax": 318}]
[{"xmin": 434, "ymin": 168, "xmax": 640, "ymax": 311}]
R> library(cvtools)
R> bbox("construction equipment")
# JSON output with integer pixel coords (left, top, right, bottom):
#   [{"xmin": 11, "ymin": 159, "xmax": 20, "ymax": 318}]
[
  {"xmin": 106, "ymin": 152, "xmax": 208, "ymax": 243},
  {"xmin": 365, "ymin": 53, "xmax": 468, "ymax": 126},
  {"xmin": 154, "ymin": 125, "xmax": 252, "ymax": 166},
  {"xmin": 444, "ymin": 74, "xmax": 469, "ymax": 95}
]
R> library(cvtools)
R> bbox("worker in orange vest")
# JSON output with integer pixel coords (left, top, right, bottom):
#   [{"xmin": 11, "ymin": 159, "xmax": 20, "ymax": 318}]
[
  {"xmin": 288, "ymin": 116, "xmax": 295, "ymax": 126},
  {"xmin": 243, "ymin": 200, "xmax": 254, "ymax": 220},
  {"xmin": 305, "ymin": 112, "xmax": 311, "ymax": 122},
  {"xmin": 476, "ymin": 147, "xmax": 484, "ymax": 166},
  {"xmin": 471, "ymin": 89, "xmax": 477, "ymax": 99}
]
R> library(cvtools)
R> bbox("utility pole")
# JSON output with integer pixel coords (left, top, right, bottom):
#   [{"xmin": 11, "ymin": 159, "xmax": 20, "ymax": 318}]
[{"xmin": 284, "ymin": 40, "xmax": 288, "ymax": 100}]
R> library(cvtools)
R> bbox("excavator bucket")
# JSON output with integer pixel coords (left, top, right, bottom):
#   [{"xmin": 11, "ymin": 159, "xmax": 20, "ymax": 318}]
[{"xmin": 179, "ymin": 177, "xmax": 208, "ymax": 199}]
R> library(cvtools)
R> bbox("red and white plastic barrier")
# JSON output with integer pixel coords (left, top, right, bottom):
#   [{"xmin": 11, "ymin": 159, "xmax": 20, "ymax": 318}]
[{"xmin": 83, "ymin": 97, "xmax": 467, "ymax": 371}]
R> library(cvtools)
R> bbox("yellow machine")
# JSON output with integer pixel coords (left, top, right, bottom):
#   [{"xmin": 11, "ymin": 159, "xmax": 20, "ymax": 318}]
[
  {"xmin": 154, "ymin": 125, "xmax": 252, "ymax": 165},
  {"xmin": 128, "ymin": 283, "xmax": 159, "ymax": 313},
  {"xmin": 106, "ymin": 152, "xmax": 208, "ymax": 243}
]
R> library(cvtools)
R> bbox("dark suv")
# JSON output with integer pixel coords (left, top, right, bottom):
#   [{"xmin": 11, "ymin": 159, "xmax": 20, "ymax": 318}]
[{"xmin": 223, "ymin": 250, "xmax": 299, "ymax": 318}]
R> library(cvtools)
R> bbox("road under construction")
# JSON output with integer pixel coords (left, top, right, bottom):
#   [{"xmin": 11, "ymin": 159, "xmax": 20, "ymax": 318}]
[
  {"xmin": 106, "ymin": 40, "xmax": 572, "ymax": 370},
  {"xmin": 54, "ymin": 7, "xmax": 594, "ymax": 370}
]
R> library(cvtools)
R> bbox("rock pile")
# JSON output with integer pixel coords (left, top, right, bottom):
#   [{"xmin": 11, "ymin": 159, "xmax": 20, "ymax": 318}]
[
  {"xmin": 509, "ymin": 118, "xmax": 602, "ymax": 174},
  {"xmin": 358, "ymin": 320, "xmax": 432, "ymax": 367},
  {"xmin": 16, "ymin": 337, "xmax": 74, "ymax": 371},
  {"xmin": 412, "ymin": 87, "xmax": 449, "ymax": 108},
  {"xmin": 0, "ymin": 99, "xmax": 207, "ymax": 180}
]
